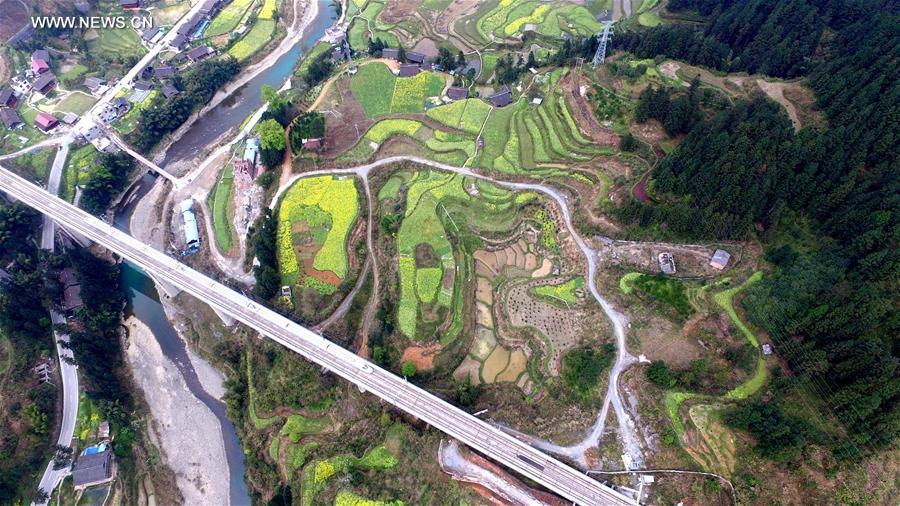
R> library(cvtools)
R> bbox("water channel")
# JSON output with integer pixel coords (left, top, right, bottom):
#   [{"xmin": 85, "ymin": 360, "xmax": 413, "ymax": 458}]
[{"xmin": 162, "ymin": 0, "xmax": 336, "ymax": 165}]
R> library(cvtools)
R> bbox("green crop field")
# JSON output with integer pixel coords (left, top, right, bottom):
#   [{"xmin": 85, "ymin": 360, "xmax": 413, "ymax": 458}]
[
  {"xmin": 87, "ymin": 27, "xmax": 146, "ymax": 60},
  {"xmin": 228, "ymin": 19, "xmax": 275, "ymax": 61},
  {"xmin": 60, "ymin": 64, "xmax": 88, "ymax": 81},
  {"xmin": 53, "ymin": 92, "xmax": 96, "ymax": 115},
  {"xmin": 210, "ymin": 164, "xmax": 236, "ymax": 252},
  {"xmin": 630, "ymin": 273, "xmax": 694, "ymax": 319},
  {"xmin": 714, "ymin": 271, "xmax": 764, "ymax": 347},
  {"xmin": 532, "ymin": 277, "xmax": 584, "ymax": 305},
  {"xmin": 426, "ymin": 98, "xmax": 492, "ymax": 134},
  {"xmin": 390, "ymin": 72, "xmax": 445, "ymax": 113},
  {"xmin": 296, "ymin": 41, "xmax": 331, "ymax": 77},
  {"xmin": 351, "ymin": 63, "xmax": 445, "ymax": 116},
  {"xmin": 277, "ymin": 176, "xmax": 359, "ymax": 287},
  {"xmin": 206, "ymin": 0, "xmax": 255, "ymax": 37},
  {"xmin": 364, "ymin": 119, "xmax": 422, "ymax": 143},
  {"xmin": 474, "ymin": 0, "xmax": 602, "ymax": 40},
  {"xmin": 335, "ymin": 491, "xmax": 402, "ymax": 506},
  {"xmin": 396, "ymin": 172, "xmax": 463, "ymax": 339},
  {"xmin": 280, "ymin": 414, "xmax": 330, "ymax": 442},
  {"xmin": 351, "ymin": 63, "xmax": 397, "ymax": 116}
]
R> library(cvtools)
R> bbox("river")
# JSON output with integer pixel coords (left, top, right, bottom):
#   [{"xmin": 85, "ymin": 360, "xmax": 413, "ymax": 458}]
[
  {"xmin": 162, "ymin": 0, "xmax": 336, "ymax": 165},
  {"xmin": 115, "ymin": 194, "xmax": 251, "ymax": 505},
  {"xmin": 121, "ymin": 264, "xmax": 252, "ymax": 506}
]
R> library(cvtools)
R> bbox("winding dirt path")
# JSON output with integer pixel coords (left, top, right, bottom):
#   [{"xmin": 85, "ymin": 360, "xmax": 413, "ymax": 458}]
[{"xmin": 264, "ymin": 155, "xmax": 646, "ymax": 469}]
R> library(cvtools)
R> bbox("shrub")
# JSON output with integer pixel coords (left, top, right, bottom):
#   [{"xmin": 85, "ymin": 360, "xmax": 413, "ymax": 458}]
[
  {"xmin": 401, "ymin": 361, "xmax": 417, "ymax": 378},
  {"xmin": 646, "ymin": 361, "xmax": 676, "ymax": 388}
]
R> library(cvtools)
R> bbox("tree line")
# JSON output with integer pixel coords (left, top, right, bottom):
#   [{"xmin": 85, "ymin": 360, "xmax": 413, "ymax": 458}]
[
  {"xmin": 614, "ymin": 0, "xmax": 885, "ymax": 79},
  {"xmin": 133, "ymin": 57, "xmax": 241, "ymax": 152},
  {"xmin": 80, "ymin": 152, "xmax": 135, "ymax": 216},
  {"xmin": 617, "ymin": 1, "xmax": 899, "ymax": 460}
]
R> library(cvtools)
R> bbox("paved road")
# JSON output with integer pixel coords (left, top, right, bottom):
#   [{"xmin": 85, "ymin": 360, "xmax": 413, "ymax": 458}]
[
  {"xmin": 0, "ymin": 164, "xmax": 635, "ymax": 506},
  {"xmin": 33, "ymin": 142, "xmax": 79, "ymax": 506},
  {"xmin": 74, "ymin": 0, "xmax": 209, "ymax": 135}
]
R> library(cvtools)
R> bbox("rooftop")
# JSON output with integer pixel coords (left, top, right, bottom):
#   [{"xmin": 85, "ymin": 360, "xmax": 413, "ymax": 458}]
[
  {"xmin": 33, "ymin": 73, "xmax": 57, "ymax": 92},
  {"xmin": 72, "ymin": 449, "xmax": 113, "ymax": 487},
  {"xmin": 398, "ymin": 64, "xmax": 421, "ymax": 77},
  {"xmin": 447, "ymin": 86, "xmax": 469, "ymax": 100}
]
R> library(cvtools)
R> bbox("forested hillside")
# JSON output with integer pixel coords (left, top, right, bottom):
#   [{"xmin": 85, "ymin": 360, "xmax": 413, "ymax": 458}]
[{"xmin": 615, "ymin": 0, "xmax": 899, "ymax": 459}]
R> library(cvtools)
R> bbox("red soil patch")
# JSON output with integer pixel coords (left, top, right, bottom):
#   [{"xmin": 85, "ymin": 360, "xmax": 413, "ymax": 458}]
[
  {"xmin": 633, "ymin": 181, "xmax": 649, "ymax": 203},
  {"xmin": 400, "ymin": 342, "xmax": 443, "ymax": 372}
]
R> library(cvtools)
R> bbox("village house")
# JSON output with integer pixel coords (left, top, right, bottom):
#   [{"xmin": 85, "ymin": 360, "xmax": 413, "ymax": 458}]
[
  {"xmin": 59, "ymin": 267, "xmax": 83, "ymax": 315},
  {"xmin": 382, "ymin": 48, "xmax": 399, "ymax": 60},
  {"xmin": 31, "ymin": 49, "xmax": 51, "ymax": 74},
  {"xmin": 489, "ymin": 85, "xmax": 512, "ymax": 107},
  {"xmin": 0, "ymin": 88, "xmax": 17, "ymax": 108},
  {"xmin": 446, "ymin": 86, "xmax": 468, "ymax": 101},
  {"xmin": 63, "ymin": 284, "xmax": 84, "ymax": 314},
  {"xmin": 398, "ymin": 64, "xmax": 420, "ymax": 77},
  {"xmin": 406, "ymin": 51, "xmax": 426, "ymax": 64},
  {"xmin": 72, "ymin": 446, "xmax": 116, "ymax": 490},
  {"xmin": 98, "ymin": 98, "xmax": 130, "ymax": 123},
  {"xmin": 186, "ymin": 45, "xmax": 215, "ymax": 63},
  {"xmin": 658, "ymin": 252, "xmax": 676, "ymax": 275},
  {"xmin": 154, "ymin": 66, "xmax": 175, "ymax": 79},
  {"xmin": 177, "ymin": 14, "xmax": 202, "ymax": 36},
  {"xmin": 120, "ymin": 0, "xmax": 140, "ymax": 9},
  {"xmin": 32, "ymin": 73, "xmax": 57, "ymax": 95},
  {"xmin": 244, "ymin": 138, "xmax": 260, "ymax": 165},
  {"xmin": 198, "ymin": 0, "xmax": 224, "ymax": 17},
  {"xmin": 35, "ymin": 112, "xmax": 59, "ymax": 133},
  {"xmin": 161, "ymin": 84, "xmax": 180, "ymax": 99},
  {"xmin": 83, "ymin": 77, "xmax": 108, "ymax": 95},
  {"xmin": 140, "ymin": 26, "xmax": 161, "ymax": 43},
  {"xmin": 301, "ymin": 138, "xmax": 322, "ymax": 150},
  {"xmin": 31, "ymin": 357, "xmax": 54, "ymax": 385},
  {"xmin": 0, "ymin": 108, "xmax": 24, "ymax": 129},
  {"xmin": 710, "ymin": 249, "xmax": 731, "ymax": 270},
  {"xmin": 169, "ymin": 34, "xmax": 188, "ymax": 50},
  {"xmin": 133, "ymin": 80, "xmax": 154, "ymax": 91}
]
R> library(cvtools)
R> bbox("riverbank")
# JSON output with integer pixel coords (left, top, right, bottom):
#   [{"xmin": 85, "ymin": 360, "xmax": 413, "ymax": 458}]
[
  {"xmin": 156, "ymin": 0, "xmax": 327, "ymax": 172},
  {"xmin": 123, "ymin": 316, "xmax": 231, "ymax": 506}
]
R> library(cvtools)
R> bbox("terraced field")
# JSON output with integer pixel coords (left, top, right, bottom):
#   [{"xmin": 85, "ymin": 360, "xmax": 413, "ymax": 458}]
[
  {"xmin": 464, "ymin": 0, "xmax": 603, "ymax": 43},
  {"xmin": 394, "ymin": 171, "xmax": 525, "ymax": 342},
  {"xmin": 346, "ymin": 0, "xmax": 400, "ymax": 49}
]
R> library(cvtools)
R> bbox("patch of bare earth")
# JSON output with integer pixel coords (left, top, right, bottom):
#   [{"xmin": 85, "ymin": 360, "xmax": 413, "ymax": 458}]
[
  {"xmin": 0, "ymin": 0, "xmax": 29, "ymax": 40},
  {"xmin": 757, "ymin": 80, "xmax": 801, "ymax": 130},
  {"xmin": 315, "ymin": 77, "xmax": 374, "ymax": 158},
  {"xmin": 560, "ymin": 73, "xmax": 620, "ymax": 146},
  {"xmin": 382, "ymin": 0, "xmax": 420, "ymax": 24},
  {"xmin": 400, "ymin": 342, "xmax": 443, "ymax": 372},
  {"xmin": 433, "ymin": 0, "xmax": 481, "ymax": 35}
]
